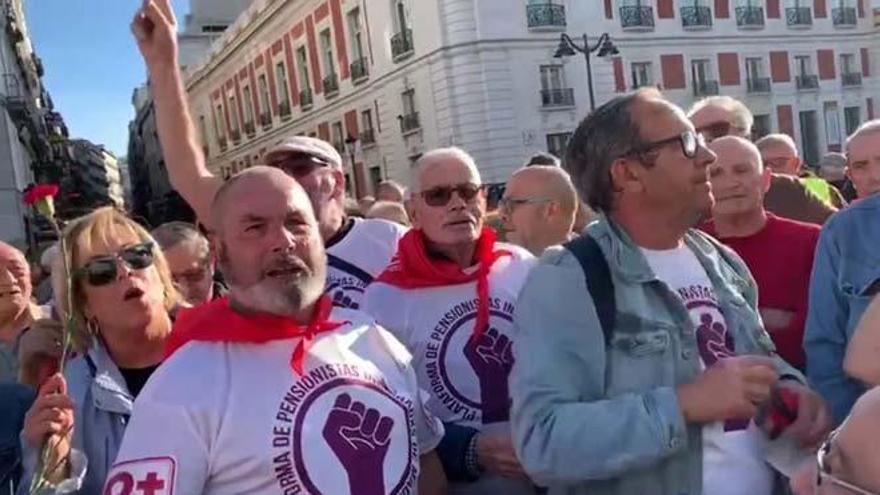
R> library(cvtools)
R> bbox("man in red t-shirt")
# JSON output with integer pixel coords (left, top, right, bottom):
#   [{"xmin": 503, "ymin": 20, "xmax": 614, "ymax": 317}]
[{"xmin": 701, "ymin": 136, "xmax": 820, "ymax": 370}]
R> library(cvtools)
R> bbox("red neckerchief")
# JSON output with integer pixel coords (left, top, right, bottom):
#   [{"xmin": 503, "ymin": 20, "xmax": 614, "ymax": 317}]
[
  {"xmin": 376, "ymin": 227, "xmax": 510, "ymax": 343},
  {"xmin": 166, "ymin": 295, "xmax": 346, "ymax": 376}
]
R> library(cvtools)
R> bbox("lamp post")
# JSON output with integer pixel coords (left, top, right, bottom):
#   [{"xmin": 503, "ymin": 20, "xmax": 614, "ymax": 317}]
[
  {"xmin": 553, "ymin": 33, "xmax": 620, "ymax": 112},
  {"xmin": 344, "ymin": 134, "xmax": 362, "ymax": 198}
]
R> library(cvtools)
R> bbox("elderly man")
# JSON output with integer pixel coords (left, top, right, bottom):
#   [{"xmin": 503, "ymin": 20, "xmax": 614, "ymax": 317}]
[
  {"xmin": 0, "ymin": 241, "xmax": 42, "ymax": 383},
  {"xmin": 105, "ymin": 166, "xmax": 446, "ymax": 494},
  {"xmin": 806, "ymin": 119, "xmax": 880, "ymax": 424},
  {"xmin": 756, "ymin": 134, "xmax": 846, "ymax": 209},
  {"xmin": 134, "ymin": 0, "xmax": 404, "ymax": 311},
  {"xmin": 688, "ymin": 96, "xmax": 837, "ymax": 225},
  {"xmin": 376, "ymin": 180, "xmax": 406, "ymax": 203},
  {"xmin": 151, "ymin": 221, "xmax": 222, "ymax": 305},
  {"xmin": 511, "ymin": 90, "xmax": 830, "ymax": 495},
  {"xmin": 363, "ymin": 148, "xmax": 536, "ymax": 494},
  {"xmin": 501, "ymin": 166, "xmax": 577, "ymax": 255},
  {"xmin": 701, "ymin": 136, "xmax": 820, "ymax": 370},
  {"xmin": 790, "ymin": 387, "xmax": 880, "ymax": 494}
]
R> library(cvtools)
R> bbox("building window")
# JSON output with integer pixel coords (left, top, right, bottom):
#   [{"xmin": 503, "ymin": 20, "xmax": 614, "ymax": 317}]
[
  {"xmin": 320, "ymin": 30, "xmax": 336, "ymax": 77},
  {"xmin": 198, "ymin": 115, "xmax": 209, "ymax": 156},
  {"xmin": 258, "ymin": 74, "xmax": 271, "ymax": 120},
  {"xmin": 242, "ymin": 85, "xmax": 255, "ymax": 126},
  {"xmin": 840, "ymin": 53, "xmax": 862, "ymax": 86},
  {"xmin": 844, "ymin": 106, "xmax": 861, "ymax": 135},
  {"xmin": 794, "ymin": 54, "xmax": 819, "ymax": 89},
  {"xmin": 745, "ymin": 57, "xmax": 770, "ymax": 93},
  {"xmin": 369, "ymin": 166, "xmax": 382, "ymax": 192},
  {"xmin": 215, "ymin": 103, "xmax": 227, "ymax": 147},
  {"xmin": 275, "ymin": 63, "xmax": 291, "ymax": 116},
  {"xmin": 691, "ymin": 58, "xmax": 718, "ymax": 96},
  {"xmin": 361, "ymin": 109, "xmax": 376, "ymax": 144},
  {"xmin": 296, "ymin": 47, "xmax": 311, "ymax": 91},
  {"xmin": 228, "ymin": 94, "xmax": 240, "ymax": 140},
  {"xmin": 331, "ymin": 122, "xmax": 345, "ymax": 152},
  {"xmin": 631, "ymin": 62, "xmax": 653, "ymax": 89},
  {"xmin": 546, "ymin": 132, "xmax": 572, "ymax": 158},
  {"xmin": 786, "ymin": 0, "xmax": 812, "ymax": 26},
  {"xmin": 400, "ymin": 89, "xmax": 420, "ymax": 133},
  {"xmin": 799, "ymin": 110, "xmax": 820, "ymax": 166},
  {"xmin": 348, "ymin": 8, "xmax": 365, "ymax": 62},
  {"xmin": 540, "ymin": 65, "xmax": 574, "ymax": 107},
  {"xmin": 824, "ymin": 102, "xmax": 842, "ymax": 149},
  {"xmin": 752, "ymin": 114, "xmax": 771, "ymax": 140},
  {"xmin": 390, "ymin": 0, "xmax": 414, "ymax": 60},
  {"xmin": 392, "ymin": 0, "xmax": 409, "ymax": 33}
]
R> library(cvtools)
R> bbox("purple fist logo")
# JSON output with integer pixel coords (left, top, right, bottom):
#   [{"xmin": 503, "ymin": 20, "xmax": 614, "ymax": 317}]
[
  {"xmin": 464, "ymin": 326, "xmax": 514, "ymax": 424},
  {"xmin": 696, "ymin": 311, "xmax": 735, "ymax": 367},
  {"xmin": 323, "ymin": 393, "xmax": 394, "ymax": 495}
]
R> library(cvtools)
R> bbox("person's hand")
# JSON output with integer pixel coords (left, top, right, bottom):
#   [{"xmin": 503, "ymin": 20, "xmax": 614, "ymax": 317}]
[
  {"xmin": 22, "ymin": 374, "xmax": 74, "ymax": 483},
  {"xmin": 775, "ymin": 382, "xmax": 832, "ymax": 450},
  {"xmin": 17, "ymin": 319, "xmax": 64, "ymax": 388},
  {"xmin": 131, "ymin": 0, "xmax": 178, "ymax": 72},
  {"xmin": 475, "ymin": 431, "xmax": 528, "ymax": 480},
  {"xmin": 677, "ymin": 355, "xmax": 779, "ymax": 424}
]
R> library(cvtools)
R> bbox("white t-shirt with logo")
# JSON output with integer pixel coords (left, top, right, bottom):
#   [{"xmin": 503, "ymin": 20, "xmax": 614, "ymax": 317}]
[
  {"xmin": 326, "ymin": 218, "xmax": 408, "ymax": 311},
  {"xmin": 105, "ymin": 307, "xmax": 442, "ymax": 495},
  {"xmin": 363, "ymin": 244, "xmax": 536, "ymax": 495},
  {"xmin": 641, "ymin": 244, "xmax": 773, "ymax": 495}
]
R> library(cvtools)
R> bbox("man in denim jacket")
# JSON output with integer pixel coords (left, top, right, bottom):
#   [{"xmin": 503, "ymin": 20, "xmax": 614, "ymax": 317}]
[
  {"xmin": 510, "ymin": 90, "xmax": 831, "ymax": 495},
  {"xmin": 806, "ymin": 120, "xmax": 880, "ymax": 424}
]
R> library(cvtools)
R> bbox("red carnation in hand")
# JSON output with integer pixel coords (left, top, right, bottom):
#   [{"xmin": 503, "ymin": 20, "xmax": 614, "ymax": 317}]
[{"xmin": 23, "ymin": 183, "xmax": 59, "ymax": 218}]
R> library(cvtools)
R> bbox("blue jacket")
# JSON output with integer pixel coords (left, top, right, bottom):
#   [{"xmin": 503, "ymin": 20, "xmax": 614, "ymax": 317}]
[
  {"xmin": 19, "ymin": 340, "xmax": 135, "ymax": 494},
  {"xmin": 805, "ymin": 194, "xmax": 880, "ymax": 424},
  {"xmin": 509, "ymin": 215, "xmax": 801, "ymax": 495}
]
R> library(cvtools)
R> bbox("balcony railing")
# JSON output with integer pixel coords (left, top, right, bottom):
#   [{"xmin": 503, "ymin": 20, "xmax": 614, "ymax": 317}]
[
  {"xmin": 400, "ymin": 112, "xmax": 420, "ymax": 134},
  {"xmin": 230, "ymin": 129, "xmax": 241, "ymax": 143},
  {"xmin": 323, "ymin": 73, "xmax": 339, "ymax": 96},
  {"xmin": 786, "ymin": 7, "xmax": 812, "ymax": 27},
  {"xmin": 218, "ymin": 137, "xmax": 228, "ymax": 151},
  {"xmin": 832, "ymin": 7, "xmax": 857, "ymax": 26},
  {"xmin": 244, "ymin": 121, "xmax": 256, "ymax": 137},
  {"xmin": 391, "ymin": 29, "xmax": 414, "ymax": 61},
  {"xmin": 747, "ymin": 77, "xmax": 771, "ymax": 93},
  {"xmin": 278, "ymin": 100, "xmax": 291, "ymax": 118},
  {"xmin": 259, "ymin": 112, "xmax": 272, "ymax": 129},
  {"xmin": 842, "ymin": 72, "xmax": 863, "ymax": 87},
  {"xmin": 796, "ymin": 74, "xmax": 819, "ymax": 90},
  {"xmin": 351, "ymin": 57, "xmax": 369, "ymax": 82},
  {"xmin": 540, "ymin": 88, "xmax": 575, "ymax": 108},
  {"xmin": 736, "ymin": 6, "xmax": 765, "ymax": 27},
  {"xmin": 620, "ymin": 5, "xmax": 654, "ymax": 29},
  {"xmin": 299, "ymin": 89, "xmax": 313, "ymax": 109},
  {"xmin": 361, "ymin": 128, "xmax": 376, "ymax": 145},
  {"xmin": 693, "ymin": 79, "xmax": 719, "ymax": 96},
  {"xmin": 526, "ymin": 3, "xmax": 566, "ymax": 28},
  {"xmin": 681, "ymin": 5, "xmax": 712, "ymax": 28}
]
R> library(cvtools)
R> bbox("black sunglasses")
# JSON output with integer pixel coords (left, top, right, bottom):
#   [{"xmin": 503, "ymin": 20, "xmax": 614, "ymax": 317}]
[
  {"xmin": 77, "ymin": 242, "xmax": 155, "ymax": 287},
  {"xmin": 419, "ymin": 183, "xmax": 483, "ymax": 207},
  {"xmin": 696, "ymin": 121, "xmax": 748, "ymax": 142},
  {"xmin": 625, "ymin": 130, "xmax": 706, "ymax": 160}
]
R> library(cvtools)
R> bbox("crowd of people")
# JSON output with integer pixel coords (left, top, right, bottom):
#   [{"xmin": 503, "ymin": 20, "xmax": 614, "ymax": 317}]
[{"xmin": 2, "ymin": 1, "xmax": 880, "ymax": 494}]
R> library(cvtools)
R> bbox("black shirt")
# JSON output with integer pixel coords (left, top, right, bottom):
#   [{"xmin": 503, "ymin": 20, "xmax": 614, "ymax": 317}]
[{"xmin": 118, "ymin": 365, "xmax": 159, "ymax": 398}]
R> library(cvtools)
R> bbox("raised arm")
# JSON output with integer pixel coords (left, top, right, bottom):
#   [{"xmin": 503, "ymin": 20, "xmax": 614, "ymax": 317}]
[{"xmin": 132, "ymin": 0, "xmax": 222, "ymax": 226}]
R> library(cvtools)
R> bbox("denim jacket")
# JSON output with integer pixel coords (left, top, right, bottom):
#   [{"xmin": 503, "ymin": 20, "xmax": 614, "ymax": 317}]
[
  {"xmin": 805, "ymin": 194, "xmax": 880, "ymax": 424},
  {"xmin": 510, "ymin": 214, "xmax": 801, "ymax": 495},
  {"xmin": 19, "ymin": 339, "xmax": 134, "ymax": 494}
]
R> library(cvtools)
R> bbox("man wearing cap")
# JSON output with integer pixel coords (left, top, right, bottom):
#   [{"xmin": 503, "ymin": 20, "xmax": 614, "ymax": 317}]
[
  {"xmin": 135, "ymin": 8, "xmax": 405, "ymax": 311},
  {"xmin": 364, "ymin": 148, "xmax": 537, "ymax": 494}
]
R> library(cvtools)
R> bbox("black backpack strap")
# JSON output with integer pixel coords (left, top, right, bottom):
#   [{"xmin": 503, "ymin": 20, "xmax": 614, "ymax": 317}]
[{"xmin": 563, "ymin": 234, "xmax": 616, "ymax": 344}]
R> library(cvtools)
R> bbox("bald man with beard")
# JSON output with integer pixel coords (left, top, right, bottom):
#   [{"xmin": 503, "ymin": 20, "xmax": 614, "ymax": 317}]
[{"xmin": 500, "ymin": 166, "xmax": 578, "ymax": 256}]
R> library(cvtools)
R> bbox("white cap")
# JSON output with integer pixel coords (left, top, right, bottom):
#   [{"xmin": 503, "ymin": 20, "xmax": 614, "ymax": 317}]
[{"xmin": 264, "ymin": 136, "xmax": 343, "ymax": 169}]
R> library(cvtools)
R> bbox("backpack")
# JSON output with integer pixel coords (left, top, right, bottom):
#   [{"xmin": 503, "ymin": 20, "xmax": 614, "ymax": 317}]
[{"xmin": 563, "ymin": 234, "xmax": 616, "ymax": 344}]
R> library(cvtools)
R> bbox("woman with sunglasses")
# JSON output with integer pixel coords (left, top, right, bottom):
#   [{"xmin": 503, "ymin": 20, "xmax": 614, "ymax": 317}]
[{"xmin": 18, "ymin": 207, "xmax": 180, "ymax": 494}]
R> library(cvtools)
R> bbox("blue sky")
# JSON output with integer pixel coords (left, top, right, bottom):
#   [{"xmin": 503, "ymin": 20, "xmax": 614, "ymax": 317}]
[{"xmin": 25, "ymin": 0, "xmax": 188, "ymax": 158}]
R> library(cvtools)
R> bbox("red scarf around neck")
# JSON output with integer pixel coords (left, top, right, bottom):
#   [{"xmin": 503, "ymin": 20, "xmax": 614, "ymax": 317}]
[
  {"xmin": 376, "ymin": 228, "xmax": 509, "ymax": 342},
  {"xmin": 166, "ymin": 295, "xmax": 347, "ymax": 376}
]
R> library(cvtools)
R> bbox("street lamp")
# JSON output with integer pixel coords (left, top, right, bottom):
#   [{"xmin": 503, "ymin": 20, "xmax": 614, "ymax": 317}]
[
  {"xmin": 553, "ymin": 33, "xmax": 620, "ymax": 112},
  {"xmin": 344, "ymin": 134, "xmax": 362, "ymax": 198}
]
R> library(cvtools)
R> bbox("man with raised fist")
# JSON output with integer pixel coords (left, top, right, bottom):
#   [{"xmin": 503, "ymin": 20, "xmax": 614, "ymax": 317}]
[{"xmin": 363, "ymin": 148, "xmax": 536, "ymax": 494}]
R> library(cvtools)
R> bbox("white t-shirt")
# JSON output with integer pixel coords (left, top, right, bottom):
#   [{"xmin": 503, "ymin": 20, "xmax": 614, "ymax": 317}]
[
  {"xmin": 326, "ymin": 218, "xmax": 408, "ymax": 311},
  {"xmin": 641, "ymin": 244, "xmax": 773, "ymax": 495},
  {"xmin": 105, "ymin": 307, "xmax": 442, "ymax": 495},
  {"xmin": 363, "ymin": 244, "xmax": 536, "ymax": 495}
]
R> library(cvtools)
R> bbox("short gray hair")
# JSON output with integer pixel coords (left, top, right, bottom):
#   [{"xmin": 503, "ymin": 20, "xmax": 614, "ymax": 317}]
[
  {"xmin": 688, "ymin": 95, "xmax": 754, "ymax": 135},
  {"xmin": 151, "ymin": 221, "xmax": 209, "ymax": 258},
  {"xmin": 755, "ymin": 133, "xmax": 798, "ymax": 156},
  {"xmin": 564, "ymin": 92, "xmax": 647, "ymax": 213},
  {"xmin": 846, "ymin": 119, "xmax": 880, "ymax": 150},
  {"xmin": 412, "ymin": 147, "xmax": 482, "ymax": 193}
]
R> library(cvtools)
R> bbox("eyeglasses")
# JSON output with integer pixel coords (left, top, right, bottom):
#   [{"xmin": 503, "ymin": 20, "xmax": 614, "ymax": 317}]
[
  {"xmin": 625, "ymin": 130, "xmax": 706, "ymax": 160},
  {"xmin": 418, "ymin": 183, "xmax": 483, "ymax": 207},
  {"xmin": 499, "ymin": 197, "xmax": 552, "ymax": 213},
  {"xmin": 172, "ymin": 263, "xmax": 210, "ymax": 285},
  {"xmin": 815, "ymin": 428, "xmax": 879, "ymax": 495},
  {"xmin": 696, "ymin": 121, "xmax": 748, "ymax": 142},
  {"xmin": 270, "ymin": 154, "xmax": 331, "ymax": 178},
  {"xmin": 76, "ymin": 242, "xmax": 155, "ymax": 287}
]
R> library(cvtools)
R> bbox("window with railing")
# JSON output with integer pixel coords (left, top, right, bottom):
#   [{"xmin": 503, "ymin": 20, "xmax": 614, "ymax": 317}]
[
  {"xmin": 620, "ymin": 0, "xmax": 655, "ymax": 29},
  {"xmin": 546, "ymin": 132, "xmax": 572, "ymax": 158},
  {"xmin": 299, "ymin": 89, "xmax": 313, "ymax": 109},
  {"xmin": 361, "ymin": 110, "xmax": 376, "ymax": 145},
  {"xmin": 319, "ymin": 30, "xmax": 337, "ymax": 97},
  {"xmin": 400, "ymin": 89, "xmax": 420, "ymax": 134},
  {"xmin": 391, "ymin": 0, "xmax": 414, "ymax": 61},
  {"xmin": 735, "ymin": 0, "xmax": 765, "ymax": 27},
  {"xmin": 526, "ymin": 0, "xmax": 566, "ymax": 28},
  {"xmin": 844, "ymin": 106, "xmax": 861, "ymax": 135},
  {"xmin": 258, "ymin": 74, "xmax": 271, "ymax": 121},
  {"xmin": 215, "ymin": 104, "xmax": 228, "ymax": 150},
  {"xmin": 786, "ymin": 0, "xmax": 812, "ymax": 26},
  {"xmin": 296, "ymin": 46, "xmax": 311, "ymax": 102},
  {"xmin": 745, "ymin": 57, "xmax": 771, "ymax": 93},
  {"xmin": 631, "ymin": 62, "xmax": 653, "ymax": 89},
  {"xmin": 242, "ymin": 85, "xmax": 255, "ymax": 133},
  {"xmin": 198, "ymin": 115, "xmax": 209, "ymax": 157},
  {"xmin": 331, "ymin": 122, "xmax": 345, "ymax": 153},
  {"xmin": 539, "ymin": 65, "xmax": 574, "ymax": 107},
  {"xmin": 348, "ymin": 8, "xmax": 369, "ymax": 82},
  {"xmin": 275, "ymin": 63, "xmax": 291, "ymax": 117},
  {"xmin": 227, "ymin": 94, "xmax": 241, "ymax": 141},
  {"xmin": 840, "ymin": 53, "xmax": 862, "ymax": 86},
  {"xmin": 794, "ymin": 55, "xmax": 819, "ymax": 89},
  {"xmin": 692, "ymin": 59, "xmax": 719, "ymax": 96},
  {"xmin": 681, "ymin": 1, "xmax": 712, "ymax": 28},
  {"xmin": 832, "ymin": 0, "xmax": 857, "ymax": 26}
]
